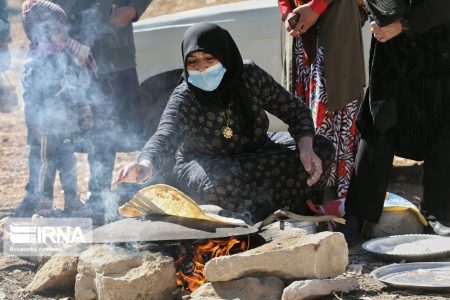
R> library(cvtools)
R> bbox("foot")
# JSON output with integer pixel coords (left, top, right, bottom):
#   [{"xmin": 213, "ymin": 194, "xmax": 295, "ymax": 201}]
[
  {"xmin": 335, "ymin": 215, "xmax": 362, "ymax": 247},
  {"xmin": 64, "ymin": 194, "xmax": 85, "ymax": 211},
  {"xmin": 14, "ymin": 194, "xmax": 38, "ymax": 218},
  {"xmin": 34, "ymin": 196, "xmax": 63, "ymax": 217}
]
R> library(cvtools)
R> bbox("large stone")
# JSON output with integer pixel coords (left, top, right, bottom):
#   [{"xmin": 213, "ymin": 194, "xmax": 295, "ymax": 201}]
[
  {"xmin": 190, "ymin": 276, "xmax": 284, "ymax": 300},
  {"xmin": 75, "ymin": 244, "xmax": 177, "ymax": 300},
  {"xmin": 281, "ymin": 277, "xmax": 359, "ymax": 300},
  {"xmin": 364, "ymin": 210, "xmax": 424, "ymax": 237},
  {"xmin": 26, "ymin": 255, "xmax": 78, "ymax": 292},
  {"xmin": 205, "ymin": 232, "xmax": 347, "ymax": 282},
  {"xmin": 257, "ymin": 220, "xmax": 310, "ymax": 243}
]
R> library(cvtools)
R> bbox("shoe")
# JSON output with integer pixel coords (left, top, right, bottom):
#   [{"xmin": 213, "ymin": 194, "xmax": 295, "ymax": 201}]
[
  {"xmin": 14, "ymin": 194, "xmax": 39, "ymax": 218},
  {"xmin": 34, "ymin": 196, "xmax": 63, "ymax": 217},
  {"xmin": 335, "ymin": 215, "xmax": 362, "ymax": 247},
  {"xmin": 64, "ymin": 194, "xmax": 85, "ymax": 210}
]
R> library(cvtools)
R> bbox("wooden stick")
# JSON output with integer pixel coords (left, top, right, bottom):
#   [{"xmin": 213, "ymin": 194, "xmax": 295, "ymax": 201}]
[
  {"xmin": 257, "ymin": 208, "xmax": 345, "ymax": 230},
  {"xmin": 274, "ymin": 210, "xmax": 346, "ymax": 225}
]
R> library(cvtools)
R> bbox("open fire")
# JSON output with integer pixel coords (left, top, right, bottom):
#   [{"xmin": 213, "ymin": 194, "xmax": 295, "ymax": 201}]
[{"xmin": 175, "ymin": 236, "xmax": 250, "ymax": 292}]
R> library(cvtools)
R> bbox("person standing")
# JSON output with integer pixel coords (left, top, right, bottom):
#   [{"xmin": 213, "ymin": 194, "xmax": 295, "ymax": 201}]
[
  {"xmin": 342, "ymin": 0, "xmax": 450, "ymax": 243},
  {"xmin": 51, "ymin": 0, "xmax": 152, "ymax": 221},
  {"xmin": 15, "ymin": 0, "xmax": 95, "ymax": 217},
  {"xmin": 0, "ymin": 0, "xmax": 18, "ymax": 113},
  {"xmin": 277, "ymin": 0, "xmax": 365, "ymax": 202}
]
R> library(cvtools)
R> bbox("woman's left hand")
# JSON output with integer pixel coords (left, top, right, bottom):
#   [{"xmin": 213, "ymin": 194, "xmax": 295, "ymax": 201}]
[
  {"xmin": 298, "ymin": 136, "xmax": 323, "ymax": 186},
  {"xmin": 371, "ymin": 20, "xmax": 403, "ymax": 43},
  {"xmin": 290, "ymin": 5, "xmax": 320, "ymax": 37}
]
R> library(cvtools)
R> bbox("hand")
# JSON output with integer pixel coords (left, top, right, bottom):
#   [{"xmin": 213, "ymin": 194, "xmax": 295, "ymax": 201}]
[
  {"xmin": 371, "ymin": 20, "xmax": 402, "ymax": 43},
  {"xmin": 289, "ymin": 5, "xmax": 320, "ymax": 37},
  {"xmin": 113, "ymin": 161, "xmax": 153, "ymax": 185},
  {"xmin": 109, "ymin": 6, "xmax": 137, "ymax": 28},
  {"xmin": 80, "ymin": 106, "xmax": 93, "ymax": 130},
  {"xmin": 284, "ymin": 12, "xmax": 296, "ymax": 33},
  {"xmin": 298, "ymin": 136, "xmax": 323, "ymax": 186}
]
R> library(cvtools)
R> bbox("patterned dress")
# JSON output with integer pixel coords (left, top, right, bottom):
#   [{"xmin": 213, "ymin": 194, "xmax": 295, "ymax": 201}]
[
  {"xmin": 139, "ymin": 63, "xmax": 335, "ymax": 221},
  {"xmin": 292, "ymin": 33, "xmax": 359, "ymax": 199}
]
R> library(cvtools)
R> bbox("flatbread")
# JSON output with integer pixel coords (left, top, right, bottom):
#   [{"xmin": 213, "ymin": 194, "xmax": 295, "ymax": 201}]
[{"xmin": 118, "ymin": 184, "xmax": 245, "ymax": 226}]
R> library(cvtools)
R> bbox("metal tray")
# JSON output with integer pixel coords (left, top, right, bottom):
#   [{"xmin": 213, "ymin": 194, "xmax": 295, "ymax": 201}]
[
  {"xmin": 371, "ymin": 262, "xmax": 450, "ymax": 291},
  {"xmin": 92, "ymin": 215, "xmax": 258, "ymax": 243},
  {"xmin": 362, "ymin": 234, "xmax": 450, "ymax": 262}
]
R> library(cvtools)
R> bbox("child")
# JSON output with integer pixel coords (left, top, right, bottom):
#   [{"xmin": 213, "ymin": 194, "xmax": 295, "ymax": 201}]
[{"xmin": 16, "ymin": 0, "xmax": 95, "ymax": 217}]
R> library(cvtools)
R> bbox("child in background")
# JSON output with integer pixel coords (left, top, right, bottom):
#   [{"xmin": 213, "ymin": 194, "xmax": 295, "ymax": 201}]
[{"xmin": 15, "ymin": 0, "xmax": 96, "ymax": 217}]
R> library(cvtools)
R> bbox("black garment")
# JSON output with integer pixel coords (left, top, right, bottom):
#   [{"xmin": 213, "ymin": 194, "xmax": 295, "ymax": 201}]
[
  {"xmin": 346, "ymin": 2, "xmax": 450, "ymax": 223},
  {"xmin": 181, "ymin": 22, "xmax": 256, "ymax": 140},
  {"xmin": 139, "ymin": 62, "xmax": 334, "ymax": 221},
  {"xmin": 137, "ymin": 23, "xmax": 334, "ymax": 221},
  {"xmin": 53, "ymin": 0, "xmax": 150, "ymax": 205},
  {"xmin": 78, "ymin": 69, "xmax": 143, "ymax": 199}
]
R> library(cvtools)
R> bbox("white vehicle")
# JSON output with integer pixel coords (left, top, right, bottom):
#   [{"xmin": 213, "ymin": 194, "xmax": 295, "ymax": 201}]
[
  {"xmin": 134, "ymin": 0, "xmax": 282, "ymax": 85},
  {"xmin": 133, "ymin": 0, "xmax": 370, "ymax": 133}
]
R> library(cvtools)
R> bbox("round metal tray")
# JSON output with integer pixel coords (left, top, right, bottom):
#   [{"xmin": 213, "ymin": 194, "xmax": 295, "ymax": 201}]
[
  {"xmin": 371, "ymin": 262, "xmax": 450, "ymax": 291},
  {"xmin": 362, "ymin": 234, "xmax": 450, "ymax": 262}
]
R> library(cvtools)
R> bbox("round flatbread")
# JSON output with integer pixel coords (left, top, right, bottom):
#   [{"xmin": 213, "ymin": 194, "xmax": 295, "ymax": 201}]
[{"xmin": 118, "ymin": 184, "xmax": 245, "ymax": 225}]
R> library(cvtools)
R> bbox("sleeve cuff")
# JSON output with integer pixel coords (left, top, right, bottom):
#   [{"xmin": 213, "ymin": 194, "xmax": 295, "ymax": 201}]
[
  {"xmin": 138, "ymin": 159, "xmax": 151, "ymax": 168},
  {"xmin": 307, "ymin": 0, "xmax": 329, "ymax": 15},
  {"xmin": 278, "ymin": 0, "xmax": 293, "ymax": 21}
]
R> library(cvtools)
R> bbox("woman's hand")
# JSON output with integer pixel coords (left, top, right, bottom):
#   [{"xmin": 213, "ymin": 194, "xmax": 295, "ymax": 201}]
[
  {"xmin": 298, "ymin": 136, "xmax": 323, "ymax": 186},
  {"xmin": 110, "ymin": 6, "xmax": 137, "ymax": 28},
  {"xmin": 371, "ymin": 20, "xmax": 403, "ymax": 43},
  {"xmin": 113, "ymin": 161, "xmax": 153, "ymax": 185},
  {"xmin": 289, "ymin": 5, "xmax": 320, "ymax": 37}
]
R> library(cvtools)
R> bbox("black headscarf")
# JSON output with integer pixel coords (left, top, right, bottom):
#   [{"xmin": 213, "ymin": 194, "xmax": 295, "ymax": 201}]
[{"xmin": 181, "ymin": 23, "xmax": 255, "ymax": 136}]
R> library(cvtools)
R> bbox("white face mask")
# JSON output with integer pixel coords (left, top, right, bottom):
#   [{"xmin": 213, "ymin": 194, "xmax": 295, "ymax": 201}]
[{"xmin": 187, "ymin": 63, "xmax": 227, "ymax": 91}]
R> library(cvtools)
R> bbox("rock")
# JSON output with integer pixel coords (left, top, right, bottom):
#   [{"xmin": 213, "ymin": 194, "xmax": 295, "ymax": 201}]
[
  {"xmin": 75, "ymin": 244, "xmax": 177, "ymax": 300},
  {"xmin": 281, "ymin": 277, "xmax": 359, "ymax": 300},
  {"xmin": 257, "ymin": 220, "xmax": 309, "ymax": 243},
  {"xmin": 26, "ymin": 255, "xmax": 78, "ymax": 292},
  {"xmin": 0, "ymin": 216, "xmax": 9, "ymax": 238},
  {"xmin": 364, "ymin": 210, "xmax": 424, "ymax": 238},
  {"xmin": 205, "ymin": 231, "xmax": 348, "ymax": 282},
  {"xmin": 190, "ymin": 276, "xmax": 284, "ymax": 300}
]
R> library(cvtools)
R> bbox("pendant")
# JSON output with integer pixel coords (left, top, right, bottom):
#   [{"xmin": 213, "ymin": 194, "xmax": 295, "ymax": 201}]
[{"xmin": 222, "ymin": 126, "xmax": 233, "ymax": 139}]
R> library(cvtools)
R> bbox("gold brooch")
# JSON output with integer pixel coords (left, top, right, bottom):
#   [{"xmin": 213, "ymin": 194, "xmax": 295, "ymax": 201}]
[{"xmin": 222, "ymin": 126, "xmax": 233, "ymax": 139}]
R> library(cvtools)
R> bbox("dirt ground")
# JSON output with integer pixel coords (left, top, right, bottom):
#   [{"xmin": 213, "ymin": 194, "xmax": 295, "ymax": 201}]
[{"xmin": 0, "ymin": 1, "xmax": 449, "ymax": 299}]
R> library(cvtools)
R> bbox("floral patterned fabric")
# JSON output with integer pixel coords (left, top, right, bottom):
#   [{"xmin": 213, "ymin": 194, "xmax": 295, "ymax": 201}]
[
  {"xmin": 292, "ymin": 34, "xmax": 359, "ymax": 198},
  {"xmin": 139, "ymin": 62, "xmax": 335, "ymax": 221}
]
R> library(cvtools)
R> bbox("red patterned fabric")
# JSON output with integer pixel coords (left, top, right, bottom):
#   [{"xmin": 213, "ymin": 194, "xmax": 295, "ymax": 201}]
[
  {"xmin": 278, "ymin": 0, "xmax": 329, "ymax": 19},
  {"xmin": 278, "ymin": 0, "xmax": 293, "ymax": 19},
  {"xmin": 292, "ymin": 30, "xmax": 359, "ymax": 199},
  {"xmin": 308, "ymin": 0, "xmax": 329, "ymax": 15}
]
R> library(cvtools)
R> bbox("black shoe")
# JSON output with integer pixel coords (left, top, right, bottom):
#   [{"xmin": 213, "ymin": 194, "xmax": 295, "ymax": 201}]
[
  {"xmin": 14, "ymin": 194, "xmax": 38, "ymax": 218},
  {"xmin": 335, "ymin": 215, "xmax": 362, "ymax": 247}
]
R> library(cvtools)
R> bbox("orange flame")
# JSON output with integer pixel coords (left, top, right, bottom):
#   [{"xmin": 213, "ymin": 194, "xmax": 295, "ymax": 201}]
[{"xmin": 175, "ymin": 237, "xmax": 250, "ymax": 292}]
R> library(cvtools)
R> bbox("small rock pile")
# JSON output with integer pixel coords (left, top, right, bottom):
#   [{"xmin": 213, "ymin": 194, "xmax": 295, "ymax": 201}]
[{"xmin": 24, "ymin": 227, "xmax": 359, "ymax": 300}]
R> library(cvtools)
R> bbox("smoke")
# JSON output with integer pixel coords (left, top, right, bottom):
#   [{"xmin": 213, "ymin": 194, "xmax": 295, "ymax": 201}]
[{"xmin": 1, "ymin": 0, "xmax": 182, "ymax": 227}]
